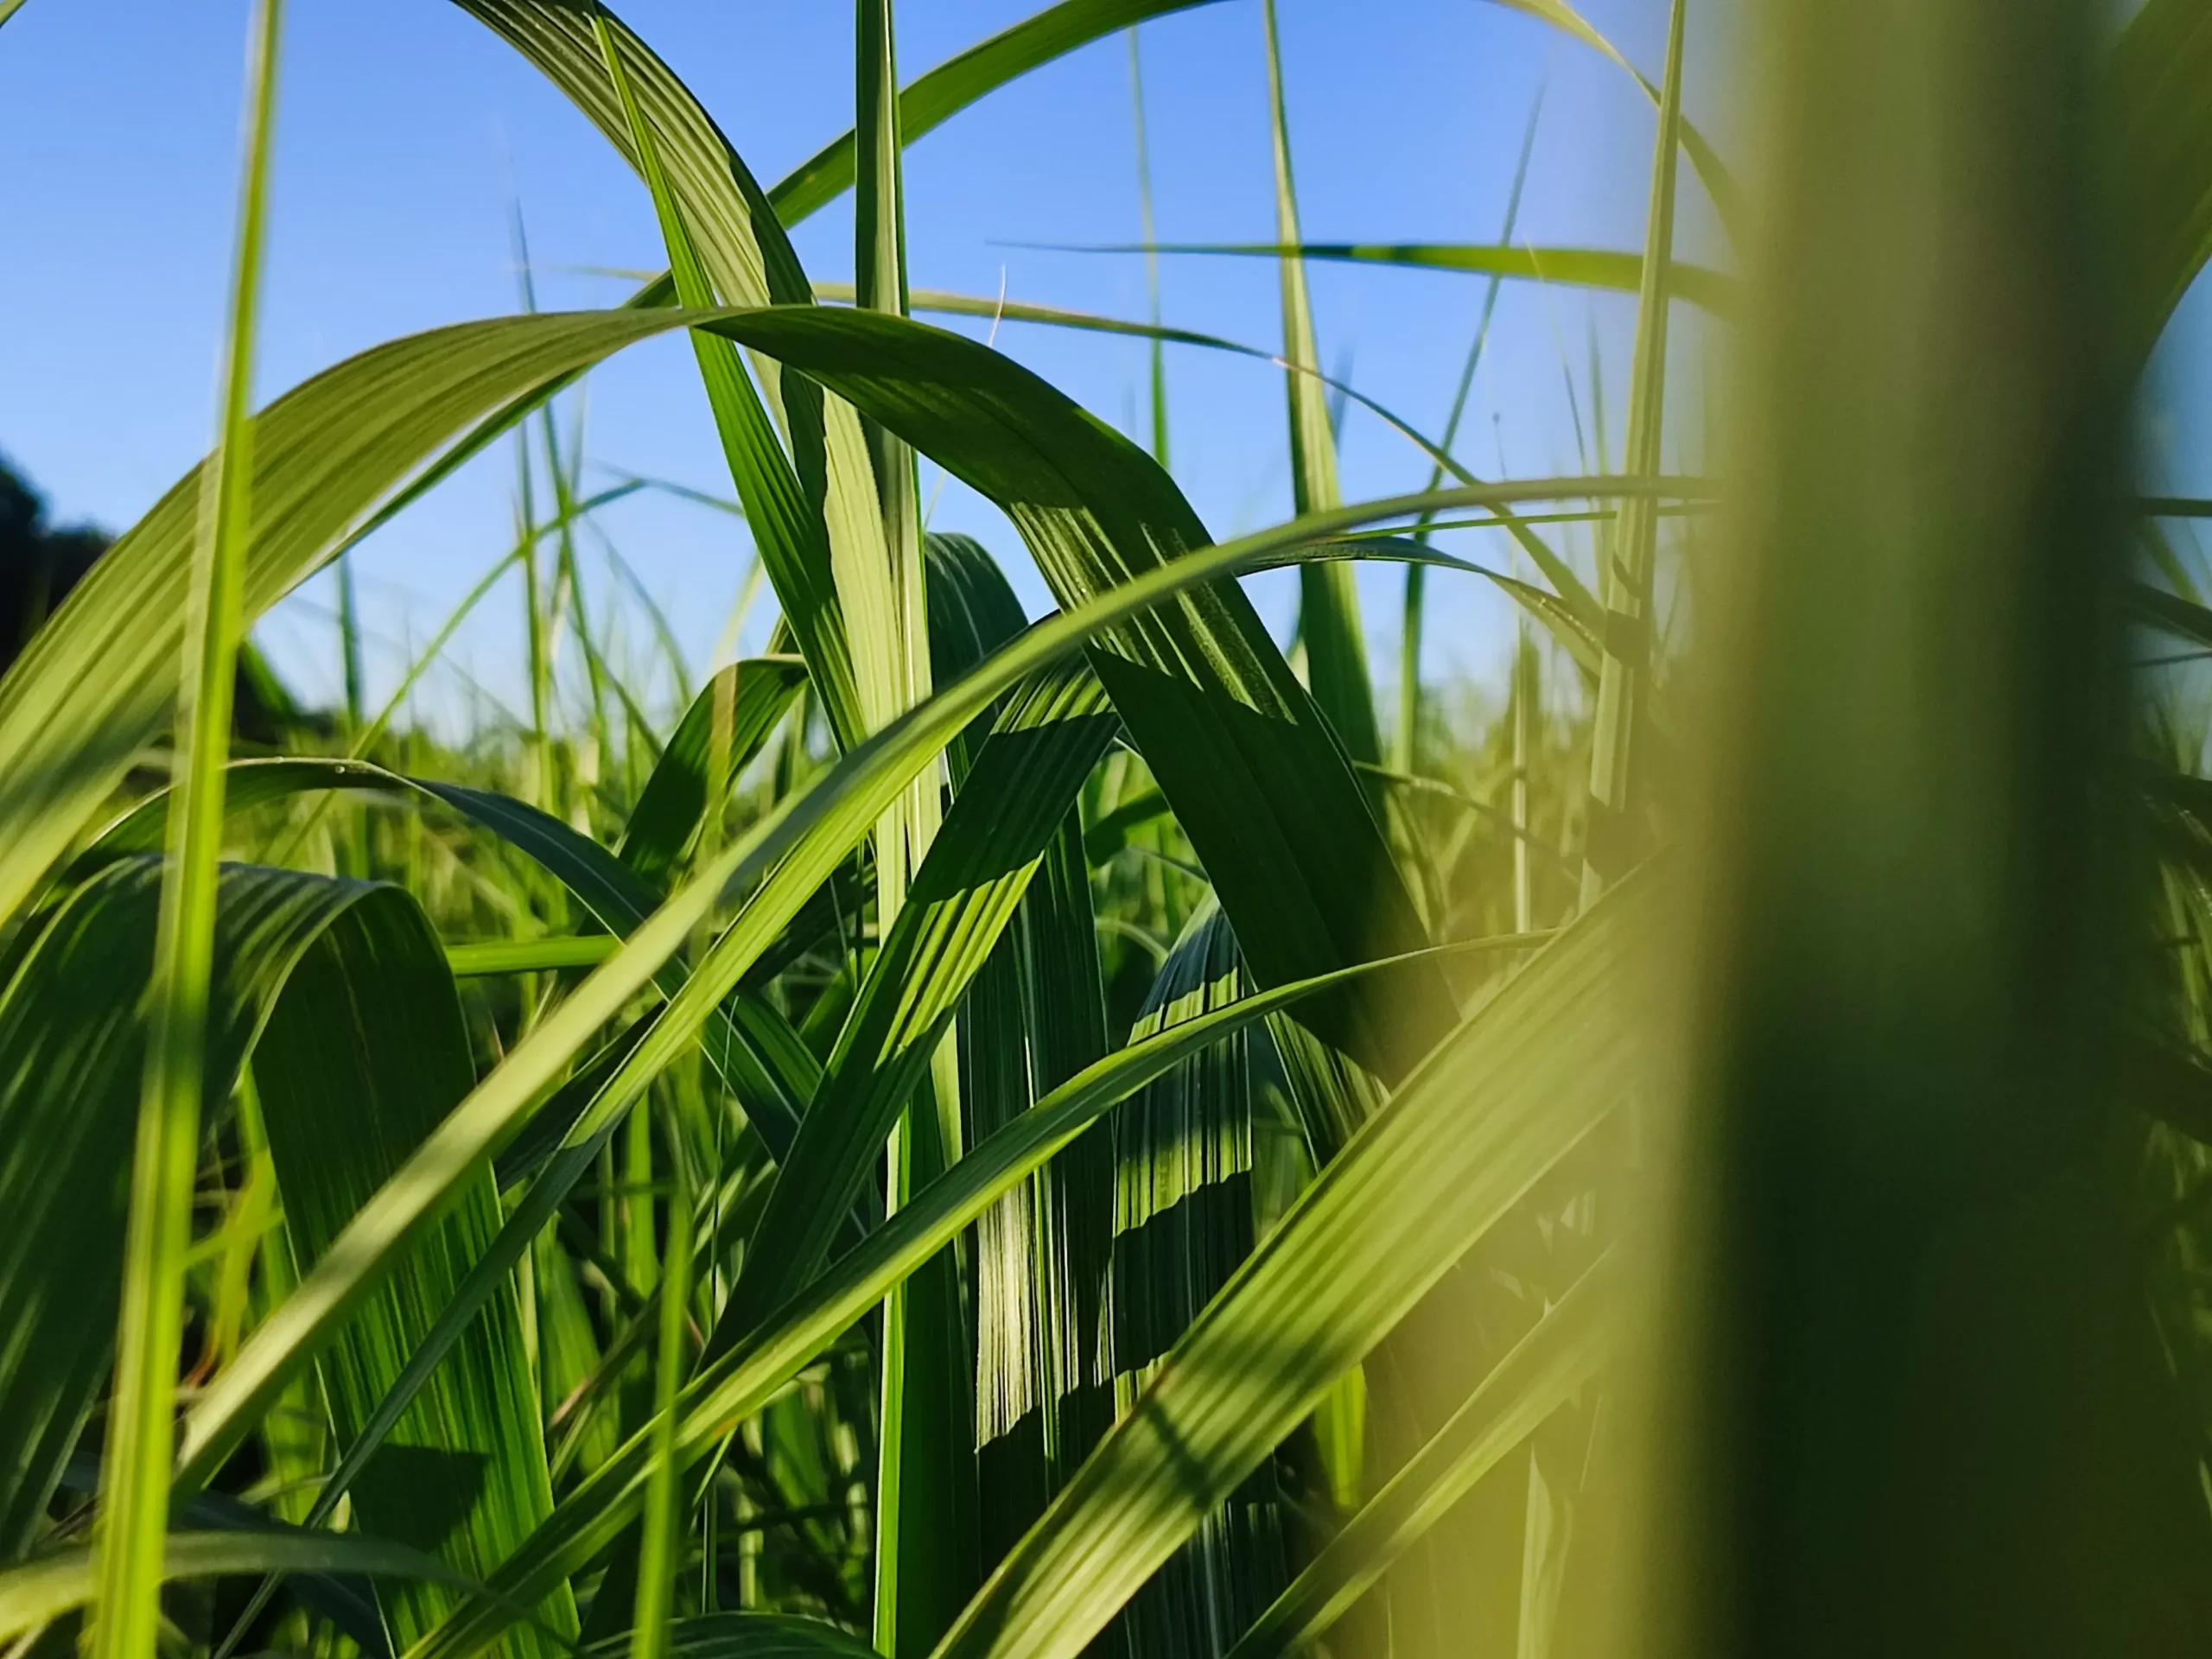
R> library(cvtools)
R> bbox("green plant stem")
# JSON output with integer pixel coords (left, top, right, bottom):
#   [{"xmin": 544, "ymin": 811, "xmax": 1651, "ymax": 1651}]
[
  {"xmin": 92, "ymin": 2, "xmax": 283, "ymax": 1655},
  {"xmin": 1579, "ymin": 0, "xmax": 1684, "ymax": 904},
  {"xmin": 1128, "ymin": 24, "xmax": 1168, "ymax": 469},
  {"xmin": 629, "ymin": 1105, "xmax": 694, "ymax": 1659},
  {"xmin": 1396, "ymin": 83, "xmax": 1544, "ymax": 775}
]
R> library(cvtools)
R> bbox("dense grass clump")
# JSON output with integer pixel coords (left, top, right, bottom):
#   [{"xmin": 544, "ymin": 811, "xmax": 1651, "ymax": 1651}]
[{"xmin": 5, "ymin": 2, "xmax": 2212, "ymax": 1657}]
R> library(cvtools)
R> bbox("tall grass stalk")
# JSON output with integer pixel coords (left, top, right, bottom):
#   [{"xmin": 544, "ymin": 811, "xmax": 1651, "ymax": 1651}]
[
  {"xmin": 92, "ymin": 2, "xmax": 283, "ymax": 1654},
  {"xmin": 1580, "ymin": 0, "xmax": 1685, "ymax": 905}
]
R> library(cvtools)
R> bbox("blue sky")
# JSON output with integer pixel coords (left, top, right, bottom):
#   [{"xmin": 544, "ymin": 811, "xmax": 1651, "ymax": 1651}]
[{"xmin": 0, "ymin": 0, "xmax": 1721, "ymax": 737}]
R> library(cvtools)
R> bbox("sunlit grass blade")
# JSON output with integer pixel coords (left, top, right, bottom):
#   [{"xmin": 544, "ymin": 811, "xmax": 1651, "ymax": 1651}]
[
  {"xmin": 1578, "ymin": 0, "xmax": 1684, "ymax": 906},
  {"xmin": 617, "ymin": 657, "xmax": 808, "ymax": 886},
  {"xmin": 1480, "ymin": 0, "xmax": 1741, "ymax": 236},
  {"xmin": 766, "ymin": 0, "xmax": 1226, "ymax": 226},
  {"xmin": 1028, "ymin": 240, "xmax": 1734, "ymax": 317},
  {"xmin": 93, "ymin": 3, "xmax": 283, "ymax": 1651},
  {"xmin": 929, "ymin": 874, "xmax": 1651, "ymax": 1659},
  {"xmin": 170, "ymin": 467, "xmax": 1693, "ymax": 1502},
  {"xmin": 0, "ymin": 1533, "xmax": 500, "ymax": 1644},
  {"xmin": 1104, "ymin": 905, "xmax": 1285, "ymax": 1653},
  {"xmin": 397, "ymin": 931, "xmax": 1543, "ymax": 1659},
  {"xmin": 1259, "ymin": 0, "xmax": 1377, "ymax": 766},
  {"xmin": 1223, "ymin": 1251, "xmax": 1618, "ymax": 1659}
]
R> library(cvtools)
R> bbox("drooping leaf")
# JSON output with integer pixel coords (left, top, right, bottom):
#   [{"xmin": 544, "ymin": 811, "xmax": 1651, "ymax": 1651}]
[
  {"xmin": 0, "ymin": 859, "xmax": 569, "ymax": 1658},
  {"xmin": 0, "ymin": 1532, "xmax": 494, "ymax": 1645},
  {"xmin": 0, "ymin": 863, "xmax": 454, "ymax": 1561},
  {"xmin": 693, "ymin": 304, "xmax": 1462, "ymax": 1085}
]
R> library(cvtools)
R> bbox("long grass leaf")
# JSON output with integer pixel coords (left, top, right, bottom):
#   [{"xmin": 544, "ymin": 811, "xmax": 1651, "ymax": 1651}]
[
  {"xmin": 1029, "ymin": 240, "xmax": 1733, "ymax": 317},
  {"xmin": 1578, "ymin": 0, "xmax": 1684, "ymax": 904},
  {"xmin": 93, "ymin": 5, "xmax": 283, "ymax": 1650},
  {"xmin": 1259, "ymin": 0, "xmax": 1378, "ymax": 766},
  {"xmin": 1223, "ymin": 1252, "xmax": 1619, "ymax": 1659}
]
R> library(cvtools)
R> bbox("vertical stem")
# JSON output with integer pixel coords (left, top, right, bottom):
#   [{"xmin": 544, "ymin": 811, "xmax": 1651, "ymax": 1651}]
[
  {"xmin": 1513, "ymin": 621, "xmax": 1533, "ymax": 937},
  {"xmin": 1128, "ymin": 25, "xmax": 1168, "ymax": 470},
  {"xmin": 630, "ymin": 1103, "xmax": 694, "ymax": 1659},
  {"xmin": 856, "ymin": 8, "xmax": 961, "ymax": 1652},
  {"xmin": 1649, "ymin": 0, "xmax": 2165, "ymax": 1652},
  {"xmin": 1261, "ymin": 0, "xmax": 1380, "ymax": 766},
  {"xmin": 1398, "ymin": 86, "xmax": 1545, "ymax": 775},
  {"xmin": 1579, "ymin": 0, "xmax": 1686, "ymax": 906},
  {"xmin": 336, "ymin": 550, "xmax": 364, "ymax": 734},
  {"xmin": 93, "ymin": 3, "xmax": 283, "ymax": 1655}
]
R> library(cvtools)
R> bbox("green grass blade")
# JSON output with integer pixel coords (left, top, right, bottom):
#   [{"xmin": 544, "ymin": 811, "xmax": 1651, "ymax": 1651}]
[
  {"xmin": 569, "ymin": 0, "xmax": 872, "ymax": 753},
  {"xmin": 629, "ymin": 1108, "xmax": 694, "ymax": 1659},
  {"xmin": 170, "ymin": 467, "xmax": 1689, "ymax": 1499},
  {"xmin": 1104, "ymin": 906, "xmax": 1286, "ymax": 1652},
  {"xmin": 715, "ymin": 663, "xmax": 1118, "ymax": 1351},
  {"xmin": 1071, "ymin": 239, "xmax": 1735, "ymax": 315},
  {"xmin": 617, "ymin": 657, "xmax": 808, "ymax": 886},
  {"xmin": 1479, "ymin": 0, "xmax": 1741, "ymax": 238},
  {"xmin": 930, "ymin": 874, "xmax": 1653, "ymax": 1659},
  {"xmin": 0, "ymin": 1532, "xmax": 496, "ymax": 1644},
  {"xmin": 94, "ymin": 3, "xmax": 283, "ymax": 1649},
  {"xmin": 1259, "ymin": 0, "xmax": 1377, "ymax": 766},
  {"xmin": 1578, "ymin": 0, "xmax": 1684, "ymax": 906},
  {"xmin": 249, "ymin": 880, "xmax": 577, "ymax": 1652},
  {"xmin": 767, "ymin": 0, "xmax": 1226, "ymax": 226},
  {"xmin": 1223, "ymin": 1252, "xmax": 1618, "ymax": 1659},
  {"xmin": 852, "ymin": 4, "xmax": 963, "ymax": 1643},
  {"xmin": 1127, "ymin": 25, "xmax": 1168, "ymax": 467},
  {"xmin": 698, "ymin": 304, "xmax": 1456, "ymax": 1084},
  {"xmin": 0, "ymin": 861, "xmax": 381, "ymax": 1560},
  {"xmin": 396, "ymin": 932, "xmax": 1539, "ymax": 1659}
]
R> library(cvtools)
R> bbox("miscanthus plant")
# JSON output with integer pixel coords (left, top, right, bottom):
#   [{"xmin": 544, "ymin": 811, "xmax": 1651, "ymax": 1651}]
[{"xmin": 6, "ymin": 1, "xmax": 2212, "ymax": 1657}]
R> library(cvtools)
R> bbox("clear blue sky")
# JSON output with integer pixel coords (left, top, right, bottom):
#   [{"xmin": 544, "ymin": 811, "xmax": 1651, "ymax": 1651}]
[{"xmin": 1, "ymin": 0, "xmax": 1721, "ymax": 736}]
